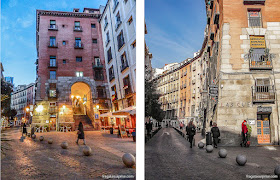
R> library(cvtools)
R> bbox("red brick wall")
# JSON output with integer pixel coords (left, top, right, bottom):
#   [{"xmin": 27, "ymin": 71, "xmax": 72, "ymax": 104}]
[{"xmin": 38, "ymin": 13, "xmax": 106, "ymax": 99}]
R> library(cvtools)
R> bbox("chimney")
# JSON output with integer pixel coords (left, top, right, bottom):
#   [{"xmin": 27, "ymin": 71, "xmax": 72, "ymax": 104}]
[{"xmin": 73, "ymin": 8, "xmax": 80, "ymax": 13}]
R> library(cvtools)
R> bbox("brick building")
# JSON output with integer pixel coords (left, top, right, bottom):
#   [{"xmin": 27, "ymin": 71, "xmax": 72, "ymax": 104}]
[
  {"xmin": 204, "ymin": 0, "xmax": 280, "ymax": 145},
  {"xmin": 33, "ymin": 8, "xmax": 110, "ymax": 131}
]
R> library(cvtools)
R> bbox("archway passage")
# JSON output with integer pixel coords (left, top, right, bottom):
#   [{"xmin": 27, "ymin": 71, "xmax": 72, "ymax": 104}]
[{"xmin": 71, "ymin": 82, "xmax": 91, "ymax": 115}]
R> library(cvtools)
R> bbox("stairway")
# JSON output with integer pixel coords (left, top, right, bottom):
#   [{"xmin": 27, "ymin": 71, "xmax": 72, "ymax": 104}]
[{"xmin": 73, "ymin": 115, "xmax": 94, "ymax": 131}]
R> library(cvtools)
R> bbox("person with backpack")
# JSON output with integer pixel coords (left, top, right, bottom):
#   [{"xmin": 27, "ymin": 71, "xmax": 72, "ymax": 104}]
[
  {"xmin": 186, "ymin": 121, "xmax": 196, "ymax": 148},
  {"xmin": 240, "ymin": 120, "xmax": 248, "ymax": 147},
  {"xmin": 211, "ymin": 122, "xmax": 220, "ymax": 148}
]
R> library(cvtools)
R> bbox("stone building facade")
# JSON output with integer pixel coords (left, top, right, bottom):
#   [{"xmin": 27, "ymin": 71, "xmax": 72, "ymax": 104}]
[
  {"xmin": 34, "ymin": 8, "xmax": 110, "ymax": 131},
  {"xmin": 99, "ymin": 0, "xmax": 136, "ymax": 128},
  {"xmin": 204, "ymin": 0, "xmax": 280, "ymax": 145}
]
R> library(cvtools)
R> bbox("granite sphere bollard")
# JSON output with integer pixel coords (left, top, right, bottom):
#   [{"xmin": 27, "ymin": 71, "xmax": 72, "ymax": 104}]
[
  {"xmin": 206, "ymin": 145, "xmax": 213, "ymax": 153},
  {"xmin": 218, "ymin": 149, "xmax": 227, "ymax": 158},
  {"xmin": 83, "ymin": 146, "xmax": 92, "ymax": 156},
  {"xmin": 236, "ymin": 155, "xmax": 247, "ymax": 166},
  {"xmin": 122, "ymin": 153, "xmax": 136, "ymax": 168},
  {"xmin": 198, "ymin": 142, "xmax": 204, "ymax": 149},
  {"xmin": 48, "ymin": 138, "xmax": 53, "ymax": 144},
  {"xmin": 31, "ymin": 134, "xmax": 36, "ymax": 139},
  {"xmin": 61, "ymin": 142, "xmax": 68, "ymax": 149},
  {"xmin": 39, "ymin": 136, "xmax": 44, "ymax": 141},
  {"xmin": 274, "ymin": 165, "xmax": 280, "ymax": 176}
]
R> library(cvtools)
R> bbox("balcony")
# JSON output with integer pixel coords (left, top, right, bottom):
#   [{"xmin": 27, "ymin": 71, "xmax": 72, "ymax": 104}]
[
  {"xmin": 192, "ymin": 79, "xmax": 196, "ymax": 84},
  {"xmin": 249, "ymin": 53, "xmax": 273, "ymax": 70},
  {"xmin": 209, "ymin": 0, "xmax": 214, "ymax": 9},
  {"xmin": 73, "ymin": 26, "xmax": 83, "ymax": 32},
  {"xmin": 48, "ymin": 63, "xmax": 57, "ymax": 68},
  {"xmin": 252, "ymin": 85, "xmax": 275, "ymax": 103},
  {"xmin": 93, "ymin": 62, "xmax": 103, "ymax": 69},
  {"xmin": 95, "ymin": 76, "xmax": 104, "ymax": 81},
  {"xmin": 74, "ymin": 42, "xmax": 84, "ymax": 49},
  {"xmin": 120, "ymin": 62, "xmax": 129, "ymax": 72},
  {"xmin": 207, "ymin": 11, "xmax": 211, "ymax": 25},
  {"xmin": 115, "ymin": 21, "xmax": 122, "ymax": 31},
  {"xmin": 248, "ymin": 17, "xmax": 262, "ymax": 28},
  {"xmin": 48, "ymin": 42, "xmax": 58, "ymax": 48},
  {"xmin": 244, "ymin": 0, "xmax": 265, "ymax": 5},
  {"xmin": 49, "ymin": 108, "xmax": 57, "ymax": 114},
  {"xmin": 48, "ymin": 25, "xmax": 58, "ymax": 31}
]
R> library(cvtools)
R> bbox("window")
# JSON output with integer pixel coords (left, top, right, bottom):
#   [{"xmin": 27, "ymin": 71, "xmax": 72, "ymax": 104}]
[
  {"xmin": 128, "ymin": 16, "xmax": 133, "ymax": 25},
  {"xmin": 75, "ymin": 38, "xmax": 82, "ymax": 48},
  {"xmin": 62, "ymin": 41, "xmax": 66, "ymax": 45},
  {"xmin": 50, "ymin": 56, "xmax": 56, "ymax": 67},
  {"xmin": 115, "ymin": 12, "xmax": 121, "ymax": 30},
  {"xmin": 104, "ymin": 17, "xmax": 108, "ymax": 30},
  {"xmin": 76, "ymin": 57, "xmax": 82, "ymax": 62},
  {"xmin": 49, "ymin": 37, "xmax": 56, "ymax": 47},
  {"xmin": 117, "ymin": 31, "xmax": 125, "ymax": 50},
  {"xmin": 109, "ymin": 66, "xmax": 115, "ymax": 81},
  {"xmin": 92, "ymin": 39, "xmax": 97, "ymax": 43},
  {"xmin": 107, "ymin": 47, "xmax": 113, "ymax": 63},
  {"xmin": 76, "ymin": 71, "xmax": 83, "ymax": 77},
  {"xmin": 91, "ymin": 24, "xmax": 96, "ymax": 28},
  {"xmin": 49, "ymin": 90, "xmax": 56, "ymax": 97},
  {"xmin": 50, "ymin": 20, "xmax": 56, "ymax": 29},
  {"xmin": 248, "ymin": 10, "xmax": 262, "ymax": 28},
  {"xmin": 124, "ymin": 0, "xmax": 128, "ymax": 3},
  {"xmin": 123, "ymin": 75, "xmax": 132, "ymax": 96},
  {"xmin": 121, "ymin": 52, "xmax": 129, "ymax": 71},
  {"xmin": 63, "ymin": 60, "xmax": 66, "ymax": 64},
  {"xmin": 94, "ymin": 57, "xmax": 101, "ymax": 66},
  {"xmin": 131, "ymin": 40, "xmax": 136, "ymax": 48},
  {"xmin": 50, "ymin": 71, "xmax": 56, "ymax": 79},
  {"xmin": 95, "ymin": 69, "xmax": 104, "ymax": 80},
  {"xmin": 74, "ymin": 21, "xmax": 81, "ymax": 30},
  {"xmin": 97, "ymin": 87, "xmax": 106, "ymax": 98},
  {"xmin": 106, "ymin": 32, "xmax": 110, "ymax": 44},
  {"xmin": 113, "ymin": 0, "xmax": 119, "ymax": 9}
]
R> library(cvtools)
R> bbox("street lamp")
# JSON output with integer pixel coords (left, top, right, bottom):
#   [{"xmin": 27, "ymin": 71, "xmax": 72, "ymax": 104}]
[{"xmin": 96, "ymin": 105, "xmax": 99, "ymax": 110}]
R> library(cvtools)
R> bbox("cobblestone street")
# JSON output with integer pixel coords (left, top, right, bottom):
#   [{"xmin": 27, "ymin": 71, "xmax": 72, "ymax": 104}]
[
  {"xmin": 1, "ymin": 128, "xmax": 136, "ymax": 180},
  {"xmin": 145, "ymin": 128, "xmax": 280, "ymax": 180}
]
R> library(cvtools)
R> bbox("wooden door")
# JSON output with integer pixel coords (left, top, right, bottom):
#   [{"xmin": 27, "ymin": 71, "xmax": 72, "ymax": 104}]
[{"xmin": 257, "ymin": 120, "xmax": 270, "ymax": 144}]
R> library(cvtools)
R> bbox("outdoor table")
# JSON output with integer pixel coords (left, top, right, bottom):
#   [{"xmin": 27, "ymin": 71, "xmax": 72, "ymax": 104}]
[
  {"xmin": 43, "ymin": 127, "xmax": 47, "ymax": 132},
  {"xmin": 66, "ymin": 126, "xmax": 71, "ymax": 132},
  {"xmin": 60, "ymin": 126, "xmax": 64, "ymax": 132}
]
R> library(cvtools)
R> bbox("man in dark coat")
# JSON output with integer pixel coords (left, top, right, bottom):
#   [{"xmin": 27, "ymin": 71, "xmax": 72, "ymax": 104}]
[
  {"xmin": 76, "ymin": 122, "xmax": 85, "ymax": 145},
  {"xmin": 186, "ymin": 121, "xmax": 196, "ymax": 148},
  {"xmin": 211, "ymin": 122, "xmax": 220, "ymax": 148}
]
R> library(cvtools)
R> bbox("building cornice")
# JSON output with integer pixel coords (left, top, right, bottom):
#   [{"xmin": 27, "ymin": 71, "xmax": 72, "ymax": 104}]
[{"xmin": 37, "ymin": 10, "xmax": 100, "ymax": 19}]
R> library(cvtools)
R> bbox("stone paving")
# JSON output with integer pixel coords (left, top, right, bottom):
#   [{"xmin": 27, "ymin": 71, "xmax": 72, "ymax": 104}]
[
  {"xmin": 146, "ymin": 127, "xmax": 280, "ymax": 180},
  {"xmin": 1, "ymin": 128, "xmax": 136, "ymax": 180}
]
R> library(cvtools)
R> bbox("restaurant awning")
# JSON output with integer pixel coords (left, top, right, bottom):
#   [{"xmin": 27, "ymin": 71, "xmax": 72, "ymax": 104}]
[{"xmin": 112, "ymin": 106, "xmax": 136, "ymax": 116}]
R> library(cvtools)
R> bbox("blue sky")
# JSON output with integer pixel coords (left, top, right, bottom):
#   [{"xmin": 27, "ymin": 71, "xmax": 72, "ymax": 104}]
[
  {"xmin": 145, "ymin": 0, "xmax": 207, "ymax": 68},
  {"xmin": 1, "ymin": 0, "xmax": 107, "ymax": 86}
]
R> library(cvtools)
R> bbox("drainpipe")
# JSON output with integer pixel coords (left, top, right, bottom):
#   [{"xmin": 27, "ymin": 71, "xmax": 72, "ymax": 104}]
[{"xmin": 272, "ymin": 56, "xmax": 280, "ymax": 145}]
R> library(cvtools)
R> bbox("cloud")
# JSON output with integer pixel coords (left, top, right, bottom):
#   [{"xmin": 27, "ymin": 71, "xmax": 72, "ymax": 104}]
[
  {"xmin": 16, "ymin": 14, "xmax": 33, "ymax": 28},
  {"xmin": 8, "ymin": 0, "xmax": 17, "ymax": 7}
]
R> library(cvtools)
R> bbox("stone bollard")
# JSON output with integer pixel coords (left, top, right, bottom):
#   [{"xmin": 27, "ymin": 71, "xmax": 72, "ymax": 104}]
[
  {"xmin": 122, "ymin": 153, "xmax": 136, "ymax": 168},
  {"xmin": 39, "ymin": 136, "xmax": 44, "ymax": 141},
  {"xmin": 274, "ymin": 165, "xmax": 280, "ymax": 176},
  {"xmin": 48, "ymin": 138, "xmax": 53, "ymax": 144},
  {"xmin": 206, "ymin": 145, "xmax": 213, "ymax": 153},
  {"xmin": 236, "ymin": 155, "xmax": 247, "ymax": 166},
  {"xmin": 31, "ymin": 134, "xmax": 36, "ymax": 139},
  {"xmin": 218, "ymin": 149, "xmax": 227, "ymax": 158},
  {"xmin": 198, "ymin": 142, "xmax": 204, "ymax": 149},
  {"xmin": 61, "ymin": 142, "xmax": 68, "ymax": 149},
  {"xmin": 83, "ymin": 146, "xmax": 92, "ymax": 156}
]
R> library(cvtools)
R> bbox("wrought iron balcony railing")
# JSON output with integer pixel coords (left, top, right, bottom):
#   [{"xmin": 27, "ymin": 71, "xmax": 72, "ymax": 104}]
[
  {"xmin": 48, "ymin": 25, "xmax": 58, "ymax": 31},
  {"xmin": 74, "ymin": 42, "xmax": 84, "ymax": 49},
  {"xmin": 73, "ymin": 26, "xmax": 83, "ymax": 32},
  {"xmin": 252, "ymin": 85, "xmax": 275, "ymax": 103},
  {"xmin": 248, "ymin": 53, "xmax": 273, "ymax": 70}
]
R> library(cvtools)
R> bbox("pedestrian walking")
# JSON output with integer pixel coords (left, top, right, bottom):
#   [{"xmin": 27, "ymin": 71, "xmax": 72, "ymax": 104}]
[
  {"xmin": 22, "ymin": 122, "xmax": 27, "ymax": 136},
  {"xmin": 186, "ymin": 121, "xmax": 196, "ymax": 148},
  {"xmin": 211, "ymin": 122, "xmax": 220, "ymax": 148},
  {"xmin": 76, "ymin": 122, "xmax": 86, "ymax": 145},
  {"xmin": 240, "ymin": 120, "xmax": 248, "ymax": 147}
]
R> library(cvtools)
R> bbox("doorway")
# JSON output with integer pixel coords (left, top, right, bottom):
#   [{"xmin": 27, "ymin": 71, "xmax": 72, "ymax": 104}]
[
  {"xmin": 257, "ymin": 113, "xmax": 271, "ymax": 144},
  {"xmin": 50, "ymin": 118, "xmax": 56, "ymax": 131},
  {"xmin": 71, "ymin": 82, "xmax": 91, "ymax": 115}
]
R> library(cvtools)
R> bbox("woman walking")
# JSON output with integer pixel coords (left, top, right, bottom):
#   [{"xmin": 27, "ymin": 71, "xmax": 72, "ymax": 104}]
[
  {"xmin": 22, "ymin": 122, "xmax": 27, "ymax": 136},
  {"xmin": 211, "ymin": 122, "xmax": 220, "ymax": 148},
  {"xmin": 76, "ymin": 122, "xmax": 86, "ymax": 145},
  {"xmin": 186, "ymin": 121, "xmax": 196, "ymax": 148}
]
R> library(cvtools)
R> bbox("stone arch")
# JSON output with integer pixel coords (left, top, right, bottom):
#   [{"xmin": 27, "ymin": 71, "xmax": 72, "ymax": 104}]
[{"xmin": 71, "ymin": 81, "xmax": 92, "ymax": 115}]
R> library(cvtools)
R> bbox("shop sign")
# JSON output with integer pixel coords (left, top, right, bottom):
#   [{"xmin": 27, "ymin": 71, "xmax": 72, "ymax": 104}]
[
  {"xmin": 209, "ymin": 84, "xmax": 218, "ymax": 97},
  {"xmin": 250, "ymin": 36, "xmax": 266, "ymax": 49},
  {"xmin": 248, "ymin": 119, "xmax": 255, "ymax": 125},
  {"xmin": 50, "ymin": 115, "xmax": 56, "ymax": 118},
  {"xmin": 257, "ymin": 106, "xmax": 272, "ymax": 113}
]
